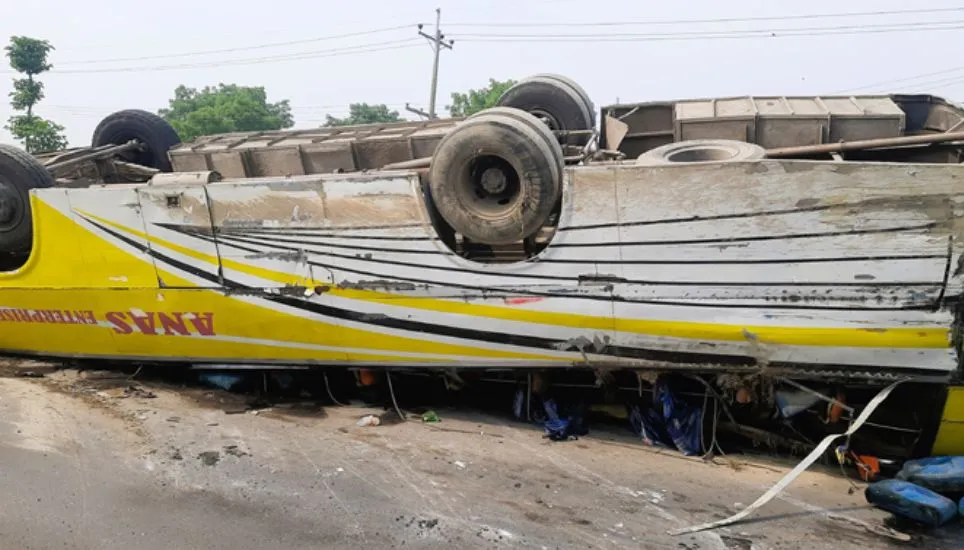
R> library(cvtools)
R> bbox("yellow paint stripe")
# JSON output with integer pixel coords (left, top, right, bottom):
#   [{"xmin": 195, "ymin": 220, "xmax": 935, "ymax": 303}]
[
  {"xmin": 331, "ymin": 288, "xmax": 949, "ymax": 349},
  {"xmin": 78, "ymin": 210, "xmax": 325, "ymax": 290},
  {"xmin": 79, "ymin": 211, "xmax": 951, "ymax": 350},
  {"xmin": 933, "ymin": 386, "xmax": 964, "ymax": 455},
  {"xmin": 76, "ymin": 211, "xmax": 563, "ymax": 361}
]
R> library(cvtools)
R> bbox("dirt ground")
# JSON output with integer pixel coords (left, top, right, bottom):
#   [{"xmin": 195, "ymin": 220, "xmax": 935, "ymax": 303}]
[{"xmin": 0, "ymin": 363, "xmax": 962, "ymax": 550}]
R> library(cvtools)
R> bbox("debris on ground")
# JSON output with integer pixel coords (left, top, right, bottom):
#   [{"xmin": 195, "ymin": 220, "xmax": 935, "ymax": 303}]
[
  {"xmin": 835, "ymin": 445, "xmax": 886, "ymax": 482},
  {"xmin": 16, "ymin": 370, "xmax": 45, "ymax": 378},
  {"xmin": 860, "ymin": 455, "xmax": 964, "ymax": 529},
  {"xmin": 629, "ymin": 379, "xmax": 701, "ymax": 455},
  {"xmin": 866, "ymin": 479, "xmax": 958, "ymax": 527},
  {"xmin": 511, "ymin": 386, "xmax": 588, "ymax": 442},
  {"xmin": 198, "ymin": 373, "xmax": 245, "ymax": 392},
  {"xmin": 357, "ymin": 415, "xmax": 380, "ymax": 427},
  {"xmin": 421, "ymin": 410, "xmax": 440, "ymax": 423},
  {"xmin": 97, "ymin": 385, "xmax": 157, "ymax": 400},
  {"xmin": 671, "ymin": 380, "xmax": 905, "ymax": 537},
  {"xmin": 896, "ymin": 455, "xmax": 964, "ymax": 493},
  {"xmin": 541, "ymin": 398, "xmax": 588, "ymax": 441},
  {"xmin": 125, "ymin": 385, "xmax": 156, "ymax": 399}
]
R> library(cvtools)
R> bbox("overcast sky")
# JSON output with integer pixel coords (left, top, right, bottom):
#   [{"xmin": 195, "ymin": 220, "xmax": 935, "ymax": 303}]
[{"xmin": 1, "ymin": 0, "xmax": 962, "ymax": 147}]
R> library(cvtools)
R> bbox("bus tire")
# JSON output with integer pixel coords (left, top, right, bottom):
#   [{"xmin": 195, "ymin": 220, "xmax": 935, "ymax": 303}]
[
  {"xmin": 636, "ymin": 139, "xmax": 767, "ymax": 166},
  {"xmin": 0, "ymin": 144, "xmax": 54, "ymax": 256},
  {"xmin": 496, "ymin": 74, "xmax": 595, "ymax": 147},
  {"xmin": 530, "ymin": 73, "xmax": 596, "ymax": 129},
  {"xmin": 429, "ymin": 113, "xmax": 561, "ymax": 246},
  {"xmin": 467, "ymin": 106, "xmax": 565, "ymax": 189},
  {"xmin": 92, "ymin": 109, "xmax": 181, "ymax": 172}
]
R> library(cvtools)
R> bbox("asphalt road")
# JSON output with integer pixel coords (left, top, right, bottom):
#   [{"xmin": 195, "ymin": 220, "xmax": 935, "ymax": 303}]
[{"xmin": 0, "ymin": 368, "xmax": 961, "ymax": 550}]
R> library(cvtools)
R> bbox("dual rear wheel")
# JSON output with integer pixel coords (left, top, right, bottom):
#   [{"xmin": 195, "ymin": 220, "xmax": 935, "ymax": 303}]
[{"xmin": 429, "ymin": 74, "xmax": 596, "ymax": 246}]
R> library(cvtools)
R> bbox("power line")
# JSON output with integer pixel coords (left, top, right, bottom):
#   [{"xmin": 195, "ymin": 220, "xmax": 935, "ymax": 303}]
[
  {"xmin": 454, "ymin": 21, "xmax": 964, "ymax": 42},
  {"xmin": 42, "ymin": 102, "xmax": 414, "ymax": 113},
  {"xmin": 834, "ymin": 66, "xmax": 964, "ymax": 94},
  {"xmin": 455, "ymin": 18, "xmax": 964, "ymax": 38},
  {"xmin": 38, "ymin": 40, "xmax": 422, "ymax": 74},
  {"xmin": 445, "ymin": 7, "xmax": 964, "ymax": 27},
  {"xmin": 859, "ymin": 72, "xmax": 964, "ymax": 93},
  {"xmin": 54, "ymin": 25, "xmax": 416, "ymax": 66}
]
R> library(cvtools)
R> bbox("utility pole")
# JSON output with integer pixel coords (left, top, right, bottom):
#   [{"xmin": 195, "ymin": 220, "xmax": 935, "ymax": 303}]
[{"xmin": 410, "ymin": 8, "xmax": 454, "ymax": 119}]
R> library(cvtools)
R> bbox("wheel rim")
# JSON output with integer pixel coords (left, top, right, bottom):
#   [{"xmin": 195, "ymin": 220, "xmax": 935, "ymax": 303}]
[
  {"xmin": 0, "ymin": 178, "xmax": 24, "ymax": 233},
  {"xmin": 457, "ymin": 155, "xmax": 522, "ymax": 219},
  {"xmin": 527, "ymin": 108, "xmax": 563, "ymax": 132}
]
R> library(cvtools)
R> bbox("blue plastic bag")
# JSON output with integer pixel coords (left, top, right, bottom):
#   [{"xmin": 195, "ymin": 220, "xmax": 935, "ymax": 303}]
[
  {"xmin": 198, "ymin": 372, "xmax": 244, "ymax": 391},
  {"xmin": 654, "ymin": 381, "xmax": 702, "ymax": 456},
  {"xmin": 896, "ymin": 455, "xmax": 964, "ymax": 493},
  {"xmin": 629, "ymin": 379, "xmax": 702, "ymax": 456},
  {"xmin": 865, "ymin": 479, "xmax": 957, "ymax": 527},
  {"xmin": 541, "ymin": 398, "xmax": 588, "ymax": 441}
]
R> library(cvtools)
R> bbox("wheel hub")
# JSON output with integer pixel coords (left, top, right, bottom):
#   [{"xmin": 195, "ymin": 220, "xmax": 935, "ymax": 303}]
[
  {"xmin": 529, "ymin": 108, "xmax": 561, "ymax": 131},
  {"xmin": 462, "ymin": 155, "xmax": 522, "ymax": 218},
  {"xmin": 479, "ymin": 167, "xmax": 508, "ymax": 194}
]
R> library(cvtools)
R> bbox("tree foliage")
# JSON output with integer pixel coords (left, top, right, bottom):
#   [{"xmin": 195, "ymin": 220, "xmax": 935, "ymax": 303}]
[
  {"xmin": 5, "ymin": 36, "xmax": 53, "ymax": 76},
  {"xmin": 5, "ymin": 115, "xmax": 67, "ymax": 153},
  {"xmin": 158, "ymin": 84, "xmax": 294, "ymax": 141},
  {"xmin": 447, "ymin": 78, "xmax": 516, "ymax": 117},
  {"xmin": 324, "ymin": 103, "xmax": 404, "ymax": 127},
  {"xmin": 4, "ymin": 36, "xmax": 67, "ymax": 153}
]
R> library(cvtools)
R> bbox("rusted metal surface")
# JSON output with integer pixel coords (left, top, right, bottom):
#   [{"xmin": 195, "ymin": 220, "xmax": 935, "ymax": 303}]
[
  {"xmin": 765, "ymin": 130, "xmax": 964, "ymax": 157},
  {"xmin": 381, "ymin": 157, "xmax": 432, "ymax": 170},
  {"xmin": 600, "ymin": 93, "xmax": 964, "ymax": 161},
  {"xmin": 166, "ymin": 119, "xmax": 458, "ymax": 178},
  {"xmin": 149, "ymin": 171, "xmax": 223, "ymax": 185},
  {"xmin": 44, "ymin": 141, "xmax": 155, "ymax": 181}
]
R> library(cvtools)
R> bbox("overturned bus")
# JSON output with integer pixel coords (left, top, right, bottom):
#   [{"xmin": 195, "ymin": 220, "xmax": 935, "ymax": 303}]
[{"xmin": 1, "ymin": 74, "xmax": 963, "ymax": 458}]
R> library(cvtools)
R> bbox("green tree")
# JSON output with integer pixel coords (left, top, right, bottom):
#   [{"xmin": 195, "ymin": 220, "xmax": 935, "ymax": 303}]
[
  {"xmin": 158, "ymin": 84, "xmax": 294, "ymax": 141},
  {"xmin": 4, "ymin": 36, "xmax": 68, "ymax": 153},
  {"xmin": 447, "ymin": 78, "xmax": 517, "ymax": 118},
  {"xmin": 324, "ymin": 103, "xmax": 404, "ymax": 127}
]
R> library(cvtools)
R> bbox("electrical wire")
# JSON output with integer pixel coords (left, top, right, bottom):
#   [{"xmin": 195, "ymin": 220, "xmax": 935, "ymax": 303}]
[
  {"xmin": 47, "ymin": 39, "xmax": 422, "ymax": 74},
  {"xmin": 323, "ymin": 372, "xmax": 345, "ymax": 406},
  {"xmin": 836, "ymin": 68, "xmax": 964, "ymax": 94},
  {"xmin": 454, "ymin": 20, "xmax": 964, "ymax": 43},
  {"xmin": 54, "ymin": 25, "xmax": 417, "ymax": 66},
  {"xmin": 29, "ymin": 12, "xmax": 962, "ymax": 72},
  {"xmin": 446, "ymin": 7, "xmax": 964, "ymax": 27},
  {"xmin": 385, "ymin": 372, "xmax": 406, "ymax": 420},
  {"xmin": 457, "ymin": 18, "xmax": 964, "ymax": 37},
  {"xmin": 42, "ymin": 102, "xmax": 412, "ymax": 113}
]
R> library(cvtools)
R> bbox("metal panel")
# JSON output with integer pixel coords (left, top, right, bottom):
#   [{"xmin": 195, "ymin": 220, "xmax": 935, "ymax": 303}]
[
  {"xmin": 603, "ymin": 95, "xmax": 910, "ymax": 157},
  {"xmin": 65, "ymin": 186, "xmax": 161, "ymax": 288},
  {"xmin": 136, "ymin": 186, "xmax": 223, "ymax": 288},
  {"xmin": 207, "ymin": 178, "xmax": 328, "ymax": 289},
  {"xmin": 600, "ymin": 159, "xmax": 956, "ymax": 373}
]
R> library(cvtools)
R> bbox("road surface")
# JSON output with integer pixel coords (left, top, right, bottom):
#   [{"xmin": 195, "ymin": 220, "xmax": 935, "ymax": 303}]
[{"xmin": 0, "ymin": 366, "xmax": 960, "ymax": 549}]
